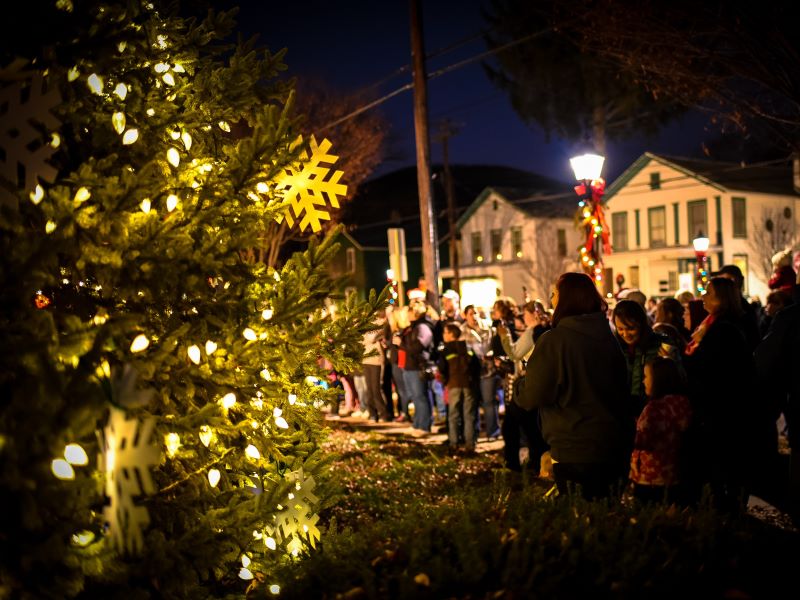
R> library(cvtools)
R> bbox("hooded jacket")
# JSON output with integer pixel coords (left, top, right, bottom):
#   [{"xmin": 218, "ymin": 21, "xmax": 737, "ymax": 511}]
[{"xmin": 517, "ymin": 312, "xmax": 630, "ymax": 464}]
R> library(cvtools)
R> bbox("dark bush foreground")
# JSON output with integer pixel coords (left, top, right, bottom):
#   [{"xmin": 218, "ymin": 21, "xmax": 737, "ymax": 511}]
[{"xmin": 268, "ymin": 423, "xmax": 800, "ymax": 600}]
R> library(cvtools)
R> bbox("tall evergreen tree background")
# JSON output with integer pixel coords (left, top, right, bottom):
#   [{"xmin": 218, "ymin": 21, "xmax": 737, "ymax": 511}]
[{"xmin": 0, "ymin": 1, "xmax": 382, "ymax": 597}]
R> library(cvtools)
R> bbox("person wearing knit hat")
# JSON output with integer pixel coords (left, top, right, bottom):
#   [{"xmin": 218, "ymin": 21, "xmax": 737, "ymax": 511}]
[{"xmin": 768, "ymin": 248, "xmax": 797, "ymax": 294}]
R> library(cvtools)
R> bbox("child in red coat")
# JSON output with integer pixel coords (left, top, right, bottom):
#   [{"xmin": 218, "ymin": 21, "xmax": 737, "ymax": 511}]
[{"xmin": 629, "ymin": 357, "xmax": 692, "ymax": 504}]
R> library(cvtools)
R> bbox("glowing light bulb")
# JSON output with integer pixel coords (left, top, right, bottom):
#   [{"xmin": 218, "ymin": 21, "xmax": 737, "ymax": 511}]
[
  {"xmin": 117, "ymin": 41, "xmax": 127, "ymax": 52},
  {"xmin": 239, "ymin": 568, "xmax": 254, "ymax": 580},
  {"xmin": 154, "ymin": 63, "xmax": 170, "ymax": 73},
  {"xmin": 167, "ymin": 147, "xmax": 180, "ymax": 167},
  {"xmin": 87, "ymin": 73, "xmax": 103, "ymax": 94},
  {"xmin": 265, "ymin": 537, "xmax": 277, "ymax": 550},
  {"xmin": 140, "ymin": 198, "xmax": 151, "ymax": 213},
  {"xmin": 67, "ymin": 66, "xmax": 79, "ymax": 81},
  {"xmin": 205, "ymin": 340, "xmax": 217, "ymax": 355},
  {"xmin": 165, "ymin": 433, "xmax": 180, "ymax": 457},
  {"xmin": 274, "ymin": 416, "xmax": 289, "ymax": 429},
  {"xmin": 173, "ymin": 63, "xmax": 185, "ymax": 73},
  {"xmin": 166, "ymin": 194, "xmax": 178, "ymax": 212},
  {"xmin": 256, "ymin": 182, "xmax": 269, "ymax": 194},
  {"xmin": 245, "ymin": 444, "xmax": 260, "ymax": 460},
  {"xmin": 199, "ymin": 425, "xmax": 213, "ymax": 447},
  {"xmin": 51, "ymin": 458, "xmax": 75, "ymax": 480},
  {"xmin": 208, "ymin": 468, "xmax": 221, "ymax": 487},
  {"xmin": 187, "ymin": 344, "xmax": 201, "ymax": 364},
  {"xmin": 221, "ymin": 393, "xmax": 236, "ymax": 409},
  {"xmin": 260, "ymin": 368, "xmax": 271, "ymax": 381},
  {"xmin": 269, "ymin": 584, "xmax": 280, "ymax": 594},
  {"xmin": 261, "ymin": 309, "xmax": 273, "ymax": 320},
  {"xmin": 112, "ymin": 112, "xmax": 126, "ymax": 134},
  {"xmin": 218, "ymin": 121, "xmax": 231, "ymax": 132},
  {"xmin": 113, "ymin": 83, "xmax": 128, "ymax": 99},
  {"xmin": 64, "ymin": 443, "xmax": 88, "ymax": 466},
  {"xmin": 50, "ymin": 133, "xmax": 61, "ymax": 148},
  {"xmin": 30, "ymin": 184, "xmax": 44, "ymax": 204},
  {"xmin": 181, "ymin": 131, "xmax": 192, "ymax": 150},
  {"xmin": 74, "ymin": 187, "xmax": 91, "ymax": 202},
  {"xmin": 71, "ymin": 531, "xmax": 95, "ymax": 546},
  {"xmin": 288, "ymin": 394, "xmax": 297, "ymax": 405},
  {"xmin": 243, "ymin": 328, "xmax": 257, "ymax": 341},
  {"xmin": 130, "ymin": 334, "xmax": 150, "ymax": 352},
  {"xmin": 241, "ymin": 555, "xmax": 251, "ymax": 567},
  {"xmin": 45, "ymin": 220, "xmax": 57, "ymax": 234},
  {"xmin": 146, "ymin": 108, "xmax": 155, "ymax": 116},
  {"xmin": 122, "ymin": 129, "xmax": 139, "ymax": 145},
  {"xmin": 162, "ymin": 72, "xmax": 175, "ymax": 86}
]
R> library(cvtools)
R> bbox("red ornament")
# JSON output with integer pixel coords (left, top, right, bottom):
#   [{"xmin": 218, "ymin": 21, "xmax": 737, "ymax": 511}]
[{"xmin": 34, "ymin": 293, "xmax": 51, "ymax": 309}]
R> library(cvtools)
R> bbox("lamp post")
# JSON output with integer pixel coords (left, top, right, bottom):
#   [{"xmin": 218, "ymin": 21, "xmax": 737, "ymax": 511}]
[
  {"xmin": 692, "ymin": 230, "xmax": 710, "ymax": 294},
  {"xmin": 570, "ymin": 153, "xmax": 608, "ymax": 286}
]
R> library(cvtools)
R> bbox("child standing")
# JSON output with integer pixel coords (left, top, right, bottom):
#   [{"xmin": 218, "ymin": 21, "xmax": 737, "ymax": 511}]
[
  {"xmin": 438, "ymin": 323, "xmax": 480, "ymax": 453},
  {"xmin": 629, "ymin": 357, "xmax": 692, "ymax": 504}
]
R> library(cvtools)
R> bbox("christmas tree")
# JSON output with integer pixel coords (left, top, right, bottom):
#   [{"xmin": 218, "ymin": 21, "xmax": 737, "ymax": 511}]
[{"xmin": 0, "ymin": 1, "xmax": 382, "ymax": 597}]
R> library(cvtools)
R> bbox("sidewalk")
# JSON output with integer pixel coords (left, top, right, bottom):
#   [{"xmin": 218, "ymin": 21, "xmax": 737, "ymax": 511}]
[{"xmin": 325, "ymin": 412, "xmax": 505, "ymax": 451}]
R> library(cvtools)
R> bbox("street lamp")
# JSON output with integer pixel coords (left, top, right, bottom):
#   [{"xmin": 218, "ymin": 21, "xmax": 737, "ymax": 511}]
[
  {"xmin": 692, "ymin": 230, "xmax": 710, "ymax": 294},
  {"xmin": 570, "ymin": 153, "xmax": 609, "ymax": 285}
]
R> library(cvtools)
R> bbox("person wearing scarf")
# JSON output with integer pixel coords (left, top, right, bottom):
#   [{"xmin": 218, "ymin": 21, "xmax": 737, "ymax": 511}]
[{"xmin": 683, "ymin": 277, "xmax": 773, "ymax": 511}]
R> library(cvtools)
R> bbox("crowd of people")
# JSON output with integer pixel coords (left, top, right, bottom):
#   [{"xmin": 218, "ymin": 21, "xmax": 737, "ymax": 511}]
[{"xmin": 331, "ymin": 259, "xmax": 800, "ymax": 512}]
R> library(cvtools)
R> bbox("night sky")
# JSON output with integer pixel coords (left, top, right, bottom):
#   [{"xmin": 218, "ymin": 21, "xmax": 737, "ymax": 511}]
[{"xmin": 224, "ymin": 0, "xmax": 713, "ymax": 184}]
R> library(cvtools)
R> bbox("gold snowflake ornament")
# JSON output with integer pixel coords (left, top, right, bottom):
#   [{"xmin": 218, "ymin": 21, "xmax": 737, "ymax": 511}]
[{"xmin": 273, "ymin": 136, "xmax": 346, "ymax": 233}]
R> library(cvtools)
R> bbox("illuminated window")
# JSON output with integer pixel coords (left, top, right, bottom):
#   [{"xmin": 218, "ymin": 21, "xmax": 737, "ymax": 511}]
[
  {"xmin": 511, "ymin": 227, "xmax": 523, "ymax": 258},
  {"xmin": 471, "ymin": 231, "xmax": 483, "ymax": 263},
  {"xmin": 345, "ymin": 248, "xmax": 356, "ymax": 274},
  {"xmin": 491, "ymin": 229, "xmax": 503, "ymax": 261}
]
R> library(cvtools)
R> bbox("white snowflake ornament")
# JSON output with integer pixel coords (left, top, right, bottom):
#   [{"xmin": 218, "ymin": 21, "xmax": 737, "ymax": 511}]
[
  {"xmin": 0, "ymin": 70, "xmax": 61, "ymax": 208},
  {"xmin": 263, "ymin": 469, "xmax": 321, "ymax": 551},
  {"xmin": 99, "ymin": 407, "xmax": 160, "ymax": 554}
]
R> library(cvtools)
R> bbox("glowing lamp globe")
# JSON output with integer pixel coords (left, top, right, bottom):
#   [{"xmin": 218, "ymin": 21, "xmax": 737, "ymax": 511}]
[
  {"xmin": 692, "ymin": 231, "xmax": 710, "ymax": 253},
  {"xmin": 570, "ymin": 153, "xmax": 605, "ymax": 181}
]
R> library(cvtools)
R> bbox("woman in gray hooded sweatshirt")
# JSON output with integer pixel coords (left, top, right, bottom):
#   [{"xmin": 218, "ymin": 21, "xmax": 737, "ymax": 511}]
[{"xmin": 517, "ymin": 272, "xmax": 630, "ymax": 499}]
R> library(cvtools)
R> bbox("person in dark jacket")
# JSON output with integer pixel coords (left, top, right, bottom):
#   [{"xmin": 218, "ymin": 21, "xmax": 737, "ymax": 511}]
[
  {"xmin": 517, "ymin": 273, "xmax": 630, "ymax": 499},
  {"xmin": 684, "ymin": 276, "xmax": 772, "ymax": 511},
  {"xmin": 711, "ymin": 264, "xmax": 761, "ymax": 352},
  {"xmin": 755, "ymin": 296, "xmax": 800, "ymax": 521},
  {"xmin": 438, "ymin": 323, "xmax": 480, "ymax": 452},
  {"xmin": 400, "ymin": 301, "xmax": 435, "ymax": 432}
]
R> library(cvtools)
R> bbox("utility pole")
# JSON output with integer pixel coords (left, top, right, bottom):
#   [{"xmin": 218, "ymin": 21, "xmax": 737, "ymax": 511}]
[
  {"xmin": 409, "ymin": 0, "xmax": 440, "ymax": 310},
  {"xmin": 434, "ymin": 118, "xmax": 461, "ymax": 294}
]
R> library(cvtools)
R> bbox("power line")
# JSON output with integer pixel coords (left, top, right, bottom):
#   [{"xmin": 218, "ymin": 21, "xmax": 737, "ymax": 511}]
[{"xmin": 319, "ymin": 24, "xmax": 555, "ymax": 133}]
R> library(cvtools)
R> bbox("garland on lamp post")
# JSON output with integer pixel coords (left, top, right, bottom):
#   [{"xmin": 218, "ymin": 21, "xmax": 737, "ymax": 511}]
[
  {"xmin": 571, "ymin": 153, "xmax": 611, "ymax": 285},
  {"xmin": 693, "ymin": 231, "xmax": 710, "ymax": 294}
]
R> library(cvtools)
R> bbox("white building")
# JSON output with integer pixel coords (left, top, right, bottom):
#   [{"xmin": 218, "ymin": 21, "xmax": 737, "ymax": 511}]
[
  {"xmin": 603, "ymin": 153, "xmax": 800, "ymax": 300},
  {"xmin": 440, "ymin": 186, "xmax": 583, "ymax": 309}
]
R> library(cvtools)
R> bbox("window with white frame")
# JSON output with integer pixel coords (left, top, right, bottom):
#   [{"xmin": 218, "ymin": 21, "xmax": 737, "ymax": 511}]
[
  {"xmin": 612, "ymin": 212, "xmax": 628, "ymax": 251},
  {"xmin": 471, "ymin": 231, "xmax": 483, "ymax": 263},
  {"xmin": 345, "ymin": 247, "xmax": 356, "ymax": 274},
  {"xmin": 648, "ymin": 206, "xmax": 666, "ymax": 248},
  {"xmin": 511, "ymin": 227, "xmax": 523, "ymax": 258},
  {"xmin": 491, "ymin": 229, "xmax": 503, "ymax": 261}
]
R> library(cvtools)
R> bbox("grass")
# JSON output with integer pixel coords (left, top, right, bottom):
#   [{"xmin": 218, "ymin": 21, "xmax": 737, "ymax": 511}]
[{"xmin": 263, "ymin": 420, "xmax": 800, "ymax": 600}]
